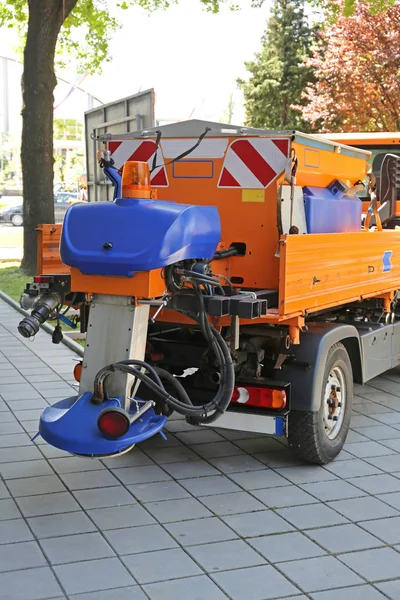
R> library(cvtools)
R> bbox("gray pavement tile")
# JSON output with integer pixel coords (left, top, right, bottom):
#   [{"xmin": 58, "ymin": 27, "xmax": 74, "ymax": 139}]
[
  {"xmin": 0, "ymin": 410, "xmax": 20, "ymax": 422},
  {"xmin": 49, "ymin": 456, "xmax": 105, "ymax": 473},
  {"xmin": 59, "ymin": 469, "xmax": 119, "ymax": 490},
  {"xmin": 199, "ymin": 491, "xmax": 265, "ymax": 515},
  {"xmin": 233, "ymin": 437, "xmax": 287, "ymax": 453},
  {"xmin": 311, "ymin": 585, "xmax": 388, "ymax": 599},
  {"xmin": 0, "ymin": 420, "xmax": 24, "ymax": 434},
  {"xmin": 0, "ymin": 498, "xmax": 21, "ymax": 520},
  {"xmin": 28, "ymin": 511, "xmax": 97, "ymax": 538},
  {"xmin": 249, "ymin": 531, "xmax": 326, "ymax": 562},
  {"xmin": 187, "ymin": 539, "xmax": 266, "ymax": 572},
  {"xmin": 339, "ymin": 547, "xmax": 400, "ymax": 581},
  {"xmin": 365, "ymin": 453, "xmax": 400, "ymax": 472},
  {"xmin": 16, "ymin": 491, "xmax": 81, "ymax": 517},
  {"xmin": 354, "ymin": 424, "xmax": 400, "ymax": 440},
  {"xmin": 105, "ymin": 524, "xmax": 178, "ymax": 554},
  {"xmin": 54, "ymin": 557, "xmax": 135, "ymax": 595},
  {"xmin": 207, "ymin": 454, "xmax": 266, "ymax": 474},
  {"xmin": 0, "ymin": 539, "xmax": 47, "ymax": 572},
  {"xmin": 73, "ymin": 486, "xmax": 136, "ymax": 509},
  {"xmin": 359, "ymin": 515, "xmax": 400, "ymax": 544},
  {"xmin": 191, "ymin": 441, "xmax": 245, "ymax": 459},
  {"xmin": 165, "ymin": 418, "xmax": 195, "ymax": 432},
  {"xmin": 0, "ymin": 480, "xmax": 9, "ymax": 498},
  {"xmin": 165, "ymin": 517, "xmax": 237, "ymax": 546},
  {"xmin": 7, "ymin": 474, "xmax": 66, "ymax": 497},
  {"xmin": 145, "ymin": 497, "xmax": 212, "ymax": 522},
  {"xmin": 8, "ymin": 398, "xmax": 48, "ymax": 410},
  {"xmin": 300, "ymin": 479, "xmax": 366, "ymax": 502},
  {"xmin": 328, "ymin": 496, "xmax": 399, "ymax": 521},
  {"xmin": 380, "ymin": 437, "xmax": 400, "ymax": 450},
  {"xmin": 376, "ymin": 580, "xmax": 400, "ymax": 599},
  {"xmin": 373, "ymin": 412, "xmax": 400, "ymax": 425},
  {"xmin": 253, "ymin": 484, "xmax": 319, "ymax": 508},
  {"xmin": 143, "ymin": 575, "xmax": 229, "ymax": 600},
  {"xmin": 222, "ymin": 509, "xmax": 294, "ymax": 538},
  {"xmin": 324, "ymin": 458, "xmax": 383, "ymax": 478},
  {"xmin": 227, "ymin": 468, "xmax": 291, "ymax": 490},
  {"xmin": 377, "ymin": 491, "xmax": 400, "ymax": 510},
  {"xmin": 179, "ymin": 475, "xmax": 241, "ymax": 497},
  {"xmin": 277, "ymin": 503, "xmax": 348, "ymax": 529},
  {"xmin": 279, "ymin": 555, "xmax": 363, "ymax": 592},
  {"xmin": 40, "ymin": 532, "xmax": 115, "ymax": 564},
  {"xmin": 0, "ymin": 432, "xmax": 33, "ymax": 447},
  {"xmin": 142, "ymin": 447, "xmax": 199, "ymax": 465},
  {"xmin": 0, "ymin": 566, "xmax": 63, "ymax": 600},
  {"xmin": 112, "ymin": 465, "xmax": 171, "ymax": 485},
  {"xmin": 122, "ymin": 547, "xmax": 202, "ymax": 583},
  {"xmin": 176, "ymin": 429, "xmax": 225, "ymax": 445},
  {"xmin": 11, "ymin": 408, "xmax": 46, "ymax": 420},
  {"xmin": 161, "ymin": 460, "xmax": 219, "ymax": 479},
  {"xmin": 25, "ymin": 374, "xmax": 65, "ymax": 383},
  {"xmin": 211, "ymin": 564, "xmax": 300, "ymax": 600},
  {"xmin": 348, "ymin": 473, "xmax": 400, "ymax": 494},
  {"xmin": 344, "ymin": 441, "xmax": 396, "ymax": 458},
  {"xmin": 104, "ymin": 449, "xmax": 154, "ymax": 468},
  {"xmin": 87, "ymin": 504, "xmax": 155, "ymax": 530},
  {"xmin": 69, "ymin": 587, "xmax": 147, "ymax": 600},
  {"xmin": 0, "ymin": 518, "xmax": 34, "ymax": 544},
  {"xmin": 275, "ymin": 465, "xmax": 338, "ymax": 485},
  {"xmin": 306, "ymin": 523, "xmax": 384, "ymax": 553},
  {"xmin": 127, "ymin": 480, "xmax": 190, "ymax": 502},
  {"xmin": 39, "ymin": 445, "xmax": 70, "ymax": 459},
  {"xmin": 0, "ymin": 459, "xmax": 53, "ymax": 479}
]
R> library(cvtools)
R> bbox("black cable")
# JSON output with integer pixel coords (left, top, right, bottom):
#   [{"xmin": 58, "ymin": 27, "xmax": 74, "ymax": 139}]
[
  {"xmin": 94, "ymin": 298, "xmax": 234, "ymax": 420},
  {"xmin": 150, "ymin": 127, "xmax": 211, "ymax": 173}
]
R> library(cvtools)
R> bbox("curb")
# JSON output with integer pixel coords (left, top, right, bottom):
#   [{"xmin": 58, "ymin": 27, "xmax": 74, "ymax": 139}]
[{"xmin": 0, "ymin": 290, "xmax": 84, "ymax": 357}]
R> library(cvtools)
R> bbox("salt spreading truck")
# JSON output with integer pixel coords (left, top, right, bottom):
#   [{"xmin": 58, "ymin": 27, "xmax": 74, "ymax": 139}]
[{"xmin": 16, "ymin": 120, "xmax": 400, "ymax": 465}]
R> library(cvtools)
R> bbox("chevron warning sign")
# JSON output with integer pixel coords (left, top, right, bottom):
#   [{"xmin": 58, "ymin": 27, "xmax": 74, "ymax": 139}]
[
  {"xmin": 108, "ymin": 140, "xmax": 168, "ymax": 187},
  {"xmin": 218, "ymin": 138, "xmax": 289, "ymax": 189}
]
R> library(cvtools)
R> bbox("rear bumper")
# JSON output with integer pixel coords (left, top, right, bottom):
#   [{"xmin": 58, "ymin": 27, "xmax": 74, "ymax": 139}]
[{"xmin": 203, "ymin": 409, "xmax": 287, "ymax": 436}]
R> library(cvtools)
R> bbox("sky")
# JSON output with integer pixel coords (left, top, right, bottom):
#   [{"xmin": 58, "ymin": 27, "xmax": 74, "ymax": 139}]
[{"xmin": 0, "ymin": 0, "xmax": 274, "ymax": 135}]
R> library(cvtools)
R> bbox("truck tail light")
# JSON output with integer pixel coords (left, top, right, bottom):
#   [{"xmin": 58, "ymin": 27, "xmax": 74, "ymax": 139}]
[
  {"xmin": 97, "ymin": 408, "xmax": 130, "ymax": 439},
  {"xmin": 231, "ymin": 386, "xmax": 286, "ymax": 409},
  {"xmin": 121, "ymin": 161, "xmax": 151, "ymax": 199},
  {"xmin": 34, "ymin": 276, "xmax": 52, "ymax": 284},
  {"xmin": 73, "ymin": 362, "xmax": 82, "ymax": 382}
]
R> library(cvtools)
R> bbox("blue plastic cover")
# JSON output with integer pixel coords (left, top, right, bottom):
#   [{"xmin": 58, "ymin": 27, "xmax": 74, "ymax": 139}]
[
  {"xmin": 303, "ymin": 186, "xmax": 362, "ymax": 234},
  {"xmin": 39, "ymin": 392, "xmax": 167, "ymax": 456},
  {"xmin": 60, "ymin": 197, "xmax": 221, "ymax": 277}
]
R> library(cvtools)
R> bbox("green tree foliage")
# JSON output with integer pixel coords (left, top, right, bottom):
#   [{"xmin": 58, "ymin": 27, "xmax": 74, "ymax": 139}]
[
  {"xmin": 239, "ymin": 0, "xmax": 318, "ymax": 131},
  {"xmin": 0, "ymin": 0, "xmax": 232, "ymax": 274}
]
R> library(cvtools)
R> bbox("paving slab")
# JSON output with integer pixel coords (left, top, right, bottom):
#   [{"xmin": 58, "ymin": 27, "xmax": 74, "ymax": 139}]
[{"xmin": 2, "ymin": 297, "xmax": 400, "ymax": 599}]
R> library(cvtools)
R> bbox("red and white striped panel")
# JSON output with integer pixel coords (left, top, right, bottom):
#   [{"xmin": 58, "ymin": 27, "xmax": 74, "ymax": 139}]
[
  {"xmin": 108, "ymin": 140, "xmax": 168, "ymax": 187},
  {"xmin": 218, "ymin": 138, "xmax": 290, "ymax": 189}
]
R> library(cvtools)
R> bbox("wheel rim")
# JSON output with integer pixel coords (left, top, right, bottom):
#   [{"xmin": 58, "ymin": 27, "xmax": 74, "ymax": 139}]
[
  {"xmin": 13, "ymin": 215, "xmax": 22, "ymax": 226},
  {"xmin": 323, "ymin": 366, "xmax": 346, "ymax": 440}
]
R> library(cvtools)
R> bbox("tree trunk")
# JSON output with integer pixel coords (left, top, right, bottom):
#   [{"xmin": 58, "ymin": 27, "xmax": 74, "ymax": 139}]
[{"xmin": 21, "ymin": 0, "xmax": 77, "ymax": 274}]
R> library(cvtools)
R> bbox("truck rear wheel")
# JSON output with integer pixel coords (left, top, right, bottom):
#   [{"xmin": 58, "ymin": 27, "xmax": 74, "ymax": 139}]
[{"xmin": 288, "ymin": 342, "xmax": 353, "ymax": 464}]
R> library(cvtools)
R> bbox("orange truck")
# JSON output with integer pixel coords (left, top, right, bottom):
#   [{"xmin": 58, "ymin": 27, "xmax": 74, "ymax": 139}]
[{"xmin": 17, "ymin": 121, "xmax": 400, "ymax": 465}]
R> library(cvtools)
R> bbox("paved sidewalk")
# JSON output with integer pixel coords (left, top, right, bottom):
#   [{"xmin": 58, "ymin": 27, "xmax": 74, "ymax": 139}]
[{"xmin": 2, "ymin": 298, "xmax": 400, "ymax": 599}]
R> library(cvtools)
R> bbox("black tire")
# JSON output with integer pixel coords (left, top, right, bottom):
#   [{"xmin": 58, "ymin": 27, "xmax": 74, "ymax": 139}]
[{"xmin": 288, "ymin": 342, "xmax": 353, "ymax": 464}]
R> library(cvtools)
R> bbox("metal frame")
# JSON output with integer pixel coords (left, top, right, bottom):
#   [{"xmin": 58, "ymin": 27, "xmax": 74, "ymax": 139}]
[{"xmin": 79, "ymin": 294, "xmax": 150, "ymax": 409}]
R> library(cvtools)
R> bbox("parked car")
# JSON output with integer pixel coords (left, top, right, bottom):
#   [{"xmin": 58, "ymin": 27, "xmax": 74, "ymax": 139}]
[{"xmin": 0, "ymin": 192, "xmax": 81, "ymax": 226}]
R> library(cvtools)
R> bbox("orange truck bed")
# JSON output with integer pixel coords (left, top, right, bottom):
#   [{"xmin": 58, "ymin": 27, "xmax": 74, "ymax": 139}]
[{"xmin": 38, "ymin": 121, "xmax": 400, "ymax": 335}]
